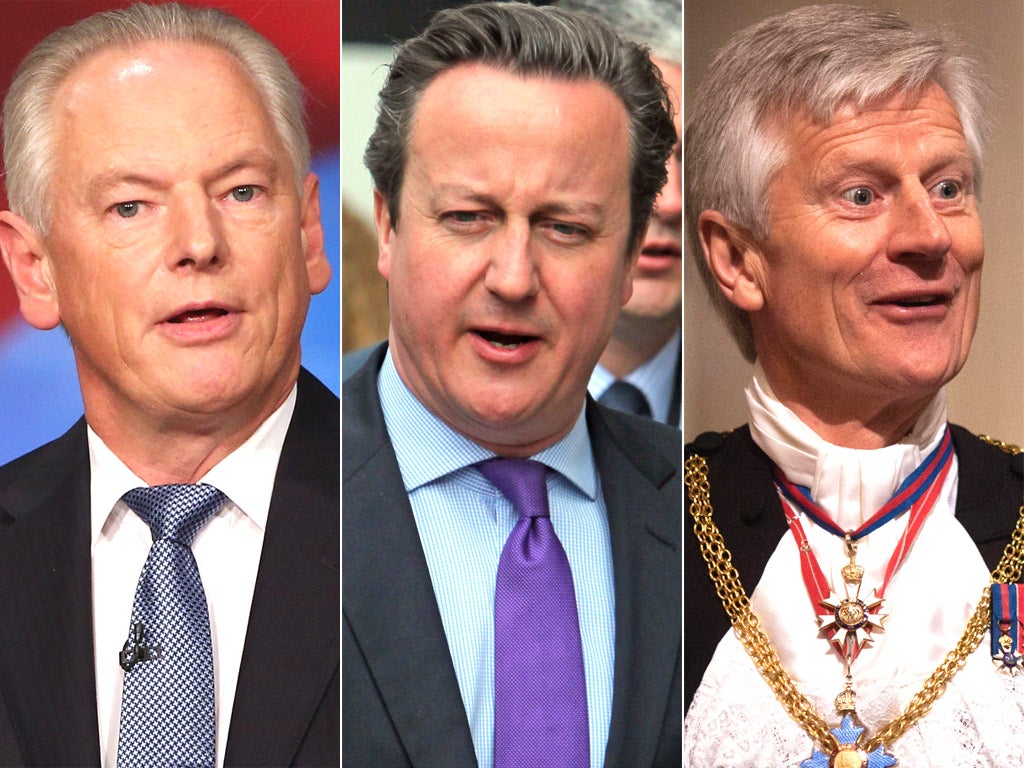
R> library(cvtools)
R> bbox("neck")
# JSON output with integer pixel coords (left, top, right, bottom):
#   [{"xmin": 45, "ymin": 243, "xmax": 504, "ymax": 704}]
[
  {"xmin": 599, "ymin": 314, "xmax": 677, "ymax": 379},
  {"xmin": 83, "ymin": 390, "xmax": 290, "ymax": 485}
]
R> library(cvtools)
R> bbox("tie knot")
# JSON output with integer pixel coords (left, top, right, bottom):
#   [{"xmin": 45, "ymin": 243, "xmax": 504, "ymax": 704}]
[
  {"xmin": 121, "ymin": 483, "xmax": 225, "ymax": 545},
  {"xmin": 599, "ymin": 380, "xmax": 651, "ymax": 418},
  {"xmin": 476, "ymin": 458, "xmax": 549, "ymax": 520}
]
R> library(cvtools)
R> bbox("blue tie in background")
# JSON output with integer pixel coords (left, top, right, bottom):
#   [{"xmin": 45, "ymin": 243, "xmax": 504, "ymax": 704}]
[
  {"xmin": 598, "ymin": 380, "xmax": 652, "ymax": 419},
  {"xmin": 117, "ymin": 483, "xmax": 225, "ymax": 768}
]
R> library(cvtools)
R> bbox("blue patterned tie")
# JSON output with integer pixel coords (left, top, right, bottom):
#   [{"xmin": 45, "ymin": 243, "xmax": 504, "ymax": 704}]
[
  {"xmin": 116, "ymin": 484, "xmax": 224, "ymax": 768},
  {"xmin": 477, "ymin": 458, "xmax": 589, "ymax": 768}
]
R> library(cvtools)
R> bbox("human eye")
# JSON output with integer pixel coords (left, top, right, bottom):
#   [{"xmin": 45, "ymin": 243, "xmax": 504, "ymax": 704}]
[
  {"xmin": 840, "ymin": 187, "xmax": 874, "ymax": 206},
  {"xmin": 441, "ymin": 210, "xmax": 490, "ymax": 233},
  {"xmin": 931, "ymin": 179, "xmax": 962, "ymax": 201},
  {"xmin": 228, "ymin": 185, "xmax": 260, "ymax": 203},
  {"xmin": 543, "ymin": 219, "xmax": 591, "ymax": 244},
  {"xmin": 110, "ymin": 200, "xmax": 146, "ymax": 219}
]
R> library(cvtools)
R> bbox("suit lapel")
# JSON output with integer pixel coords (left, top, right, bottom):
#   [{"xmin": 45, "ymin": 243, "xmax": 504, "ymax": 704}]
[
  {"xmin": 342, "ymin": 346, "xmax": 478, "ymax": 768},
  {"xmin": 590, "ymin": 404, "xmax": 681, "ymax": 766},
  {"xmin": 224, "ymin": 372, "xmax": 339, "ymax": 766},
  {"xmin": 0, "ymin": 421, "xmax": 101, "ymax": 765}
]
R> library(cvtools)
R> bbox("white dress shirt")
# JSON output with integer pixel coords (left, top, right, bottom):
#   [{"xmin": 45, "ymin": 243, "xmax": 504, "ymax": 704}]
[{"xmin": 91, "ymin": 386, "xmax": 296, "ymax": 767}]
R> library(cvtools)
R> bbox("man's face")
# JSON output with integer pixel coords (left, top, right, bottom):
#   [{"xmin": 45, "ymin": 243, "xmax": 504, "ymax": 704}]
[
  {"xmin": 40, "ymin": 42, "xmax": 329, "ymax": 429},
  {"xmin": 620, "ymin": 57, "xmax": 682, "ymax": 324},
  {"xmin": 377, "ymin": 63, "xmax": 636, "ymax": 456},
  {"xmin": 748, "ymin": 85, "xmax": 983, "ymax": 410}
]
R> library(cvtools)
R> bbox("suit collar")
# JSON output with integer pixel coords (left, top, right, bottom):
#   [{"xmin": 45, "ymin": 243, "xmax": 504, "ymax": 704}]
[
  {"xmin": 224, "ymin": 369, "xmax": 339, "ymax": 766},
  {"xmin": 343, "ymin": 344, "xmax": 479, "ymax": 767},
  {"xmin": 588, "ymin": 403, "xmax": 681, "ymax": 766},
  {"xmin": 0, "ymin": 420, "xmax": 101, "ymax": 765}
]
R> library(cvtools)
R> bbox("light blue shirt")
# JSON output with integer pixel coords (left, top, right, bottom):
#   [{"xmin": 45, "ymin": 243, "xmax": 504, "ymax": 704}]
[
  {"xmin": 589, "ymin": 327, "xmax": 681, "ymax": 426},
  {"xmin": 378, "ymin": 350, "xmax": 616, "ymax": 768}
]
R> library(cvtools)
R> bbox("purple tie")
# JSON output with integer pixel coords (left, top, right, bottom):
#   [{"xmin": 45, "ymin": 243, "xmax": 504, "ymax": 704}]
[{"xmin": 477, "ymin": 458, "xmax": 589, "ymax": 768}]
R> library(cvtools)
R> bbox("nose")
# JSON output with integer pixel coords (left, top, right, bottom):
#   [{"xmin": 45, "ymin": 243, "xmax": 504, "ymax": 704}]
[
  {"xmin": 653, "ymin": 151, "xmax": 682, "ymax": 225},
  {"xmin": 169, "ymin": 190, "xmax": 224, "ymax": 270},
  {"xmin": 889, "ymin": 183, "xmax": 952, "ymax": 262},
  {"xmin": 483, "ymin": 224, "xmax": 539, "ymax": 302}
]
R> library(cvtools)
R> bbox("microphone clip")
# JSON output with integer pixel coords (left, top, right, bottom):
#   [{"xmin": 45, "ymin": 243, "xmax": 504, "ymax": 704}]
[{"xmin": 119, "ymin": 622, "xmax": 162, "ymax": 672}]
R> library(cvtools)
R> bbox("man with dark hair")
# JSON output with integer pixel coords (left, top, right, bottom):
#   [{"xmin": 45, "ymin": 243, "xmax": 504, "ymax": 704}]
[
  {"xmin": 343, "ymin": 3, "xmax": 680, "ymax": 767},
  {"xmin": 559, "ymin": 0, "xmax": 682, "ymax": 426},
  {"xmin": 0, "ymin": 4, "xmax": 337, "ymax": 764},
  {"xmin": 685, "ymin": 5, "xmax": 1023, "ymax": 766}
]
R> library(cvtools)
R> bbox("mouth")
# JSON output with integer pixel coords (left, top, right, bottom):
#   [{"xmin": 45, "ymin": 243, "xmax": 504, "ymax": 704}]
[
  {"xmin": 473, "ymin": 329, "xmax": 540, "ymax": 350},
  {"xmin": 166, "ymin": 307, "xmax": 231, "ymax": 324},
  {"xmin": 875, "ymin": 292, "xmax": 952, "ymax": 309},
  {"xmin": 640, "ymin": 243, "xmax": 682, "ymax": 259}
]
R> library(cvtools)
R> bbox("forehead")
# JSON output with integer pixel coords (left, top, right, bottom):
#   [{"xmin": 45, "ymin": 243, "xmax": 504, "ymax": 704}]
[
  {"xmin": 777, "ymin": 85, "xmax": 971, "ymax": 178},
  {"xmin": 405, "ymin": 62, "xmax": 632, "ymax": 202},
  {"xmin": 52, "ymin": 40, "xmax": 283, "ymax": 161}
]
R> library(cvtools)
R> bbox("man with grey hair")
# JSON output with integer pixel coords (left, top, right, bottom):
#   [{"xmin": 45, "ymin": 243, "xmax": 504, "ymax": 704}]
[
  {"xmin": 685, "ymin": 5, "xmax": 1023, "ymax": 766},
  {"xmin": 344, "ymin": 3, "xmax": 680, "ymax": 767},
  {"xmin": 559, "ymin": 0, "xmax": 682, "ymax": 425},
  {"xmin": 0, "ymin": 3, "xmax": 337, "ymax": 765}
]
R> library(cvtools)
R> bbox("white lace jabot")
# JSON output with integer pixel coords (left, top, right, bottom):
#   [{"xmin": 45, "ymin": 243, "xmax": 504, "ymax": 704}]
[{"xmin": 685, "ymin": 369, "xmax": 1024, "ymax": 767}]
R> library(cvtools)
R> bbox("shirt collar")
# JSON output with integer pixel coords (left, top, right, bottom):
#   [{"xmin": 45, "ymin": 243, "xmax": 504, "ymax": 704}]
[
  {"xmin": 746, "ymin": 364, "xmax": 949, "ymax": 527},
  {"xmin": 378, "ymin": 349, "xmax": 597, "ymax": 499},
  {"xmin": 89, "ymin": 384, "xmax": 297, "ymax": 547}
]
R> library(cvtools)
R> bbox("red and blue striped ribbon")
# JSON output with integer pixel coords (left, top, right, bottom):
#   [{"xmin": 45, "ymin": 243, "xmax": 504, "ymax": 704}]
[
  {"xmin": 991, "ymin": 583, "xmax": 1023, "ymax": 662},
  {"xmin": 773, "ymin": 426, "xmax": 953, "ymax": 541}
]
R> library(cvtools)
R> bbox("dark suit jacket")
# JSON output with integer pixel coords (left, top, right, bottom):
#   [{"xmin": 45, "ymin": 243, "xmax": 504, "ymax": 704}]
[
  {"xmin": 0, "ymin": 368, "xmax": 339, "ymax": 767},
  {"xmin": 683, "ymin": 424, "xmax": 1024, "ymax": 708},
  {"xmin": 343, "ymin": 344, "xmax": 681, "ymax": 767}
]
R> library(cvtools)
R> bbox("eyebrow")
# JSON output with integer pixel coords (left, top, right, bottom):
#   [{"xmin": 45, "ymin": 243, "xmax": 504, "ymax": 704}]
[
  {"xmin": 430, "ymin": 183, "xmax": 607, "ymax": 220},
  {"xmin": 88, "ymin": 150, "xmax": 282, "ymax": 197}
]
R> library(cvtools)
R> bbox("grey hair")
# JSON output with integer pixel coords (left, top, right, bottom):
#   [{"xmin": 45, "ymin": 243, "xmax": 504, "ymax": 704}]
[
  {"xmin": 685, "ymin": 4, "xmax": 989, "ymax": 362},
  {"xmin": 3, "ymin": 1, "xmax": 310, "ymax": 236},
  {"xmin": 553, "ymin": 0, "xmax": 681, "ymax": 65},
  {"xmin": 364, "ymin": 1, "xmax": 677, "ymax": 252}
]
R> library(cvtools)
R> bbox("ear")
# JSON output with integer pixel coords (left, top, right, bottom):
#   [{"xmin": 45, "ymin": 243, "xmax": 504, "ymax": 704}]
[
  {"xmin": 0, "ymin": 211, "xmax": 61, "ymax": 330},
  {"xmin": 698, "ymin": 210, "xmax": 766, "ymax": 312},
  {"xmin": 373, "ymin": 188, "xmax": 394, "ymax": 281},
  {"xmin": 299, "ymin": 173, "xmax": 331, "ymax": 295}
]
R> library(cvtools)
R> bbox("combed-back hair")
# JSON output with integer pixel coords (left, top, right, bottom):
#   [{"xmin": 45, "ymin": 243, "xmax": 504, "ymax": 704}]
[
  {"xmin": 686, "ymin": 4, "xmax": 988, "ymax": 361},
  {"xmin": 364, "ymin": 1, "xmax": 677, "ymax": 251},
  {"xmin": 3, "ymin": 1, "xmax": 309, "ymax": 236}
]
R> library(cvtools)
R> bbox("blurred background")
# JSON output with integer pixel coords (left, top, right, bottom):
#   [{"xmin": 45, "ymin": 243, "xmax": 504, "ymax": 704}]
[
  {"xmin": 684, "ymin": 0, "xmax": 1024, "ymax": 444},
  {"xmin": 0, "ymin": 0, "xmax": 339, "ymax": 464}
]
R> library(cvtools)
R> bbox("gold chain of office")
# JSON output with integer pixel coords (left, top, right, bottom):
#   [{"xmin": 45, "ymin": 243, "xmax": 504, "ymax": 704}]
[{"xmin": 684, "ymin": 435, "xmax": 1024, "ymax": 756}]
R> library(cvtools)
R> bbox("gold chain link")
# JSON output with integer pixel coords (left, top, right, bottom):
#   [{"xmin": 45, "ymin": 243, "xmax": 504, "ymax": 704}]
[{"xmin": 685, "ymin": 452, "xmax": 1024, "ymax": 757}]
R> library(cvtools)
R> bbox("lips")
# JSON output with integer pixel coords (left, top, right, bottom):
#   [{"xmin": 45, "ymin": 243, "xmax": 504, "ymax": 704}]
[
  {"xmin": 872, "ymin": 289, "xmax": 953, "ymax": 308},
  {"xmin": 474, "ymin": 329, "xmax": 539, "ymax": 350},
  {"xmin": 166, "ymin": 307, "xmax": 230, "ymax": 323},
  {"xmin": 640, "ymin": 241, "xmax": 682, "ymax": 259}
]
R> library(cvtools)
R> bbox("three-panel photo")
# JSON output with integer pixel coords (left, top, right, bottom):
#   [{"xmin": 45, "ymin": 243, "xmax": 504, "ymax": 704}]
[{"xmin": 0, "ymin": 1, "xmax": 1021, "ymax": 766}]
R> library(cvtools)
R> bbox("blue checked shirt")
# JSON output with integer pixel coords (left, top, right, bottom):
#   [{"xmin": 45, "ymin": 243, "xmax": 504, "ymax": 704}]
[{"xmin": 378, "ymin": 350, "xmax": 616, "ymax": 768}]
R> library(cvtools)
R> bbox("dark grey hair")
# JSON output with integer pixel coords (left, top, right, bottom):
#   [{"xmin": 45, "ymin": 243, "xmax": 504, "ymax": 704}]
[
  {"xmin": 554, "ymin": 0, "xmax": 680, "ymax": 65},
  {"xmin": 3, "ymin": 2, "xmax": 309, "ymax": 236},
  {"xmin": 686, "ymin": 4, "xmax": 988, "ymax": 361},
  {"xmin": 364, "ymin": 1, "xmax": 677, "ymax": 251}
]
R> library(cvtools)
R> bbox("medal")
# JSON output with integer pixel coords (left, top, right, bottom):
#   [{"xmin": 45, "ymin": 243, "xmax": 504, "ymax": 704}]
[
  {"xmin": 799, "ymin": 714, "xmax": 897, "ymax": 768},
  {"xmin": 991, "ymin": 583, "xmax": 1024, "ymax": 675},
  {"xmin": 773, "ymin": 428, "xmax": 954, "ymax": 767}
]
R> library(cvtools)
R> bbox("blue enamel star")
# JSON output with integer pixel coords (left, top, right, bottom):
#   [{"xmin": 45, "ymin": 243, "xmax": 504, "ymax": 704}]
[{"xmin": 800, "ymin": 714, "xmax": 898, "ymax": 768}]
